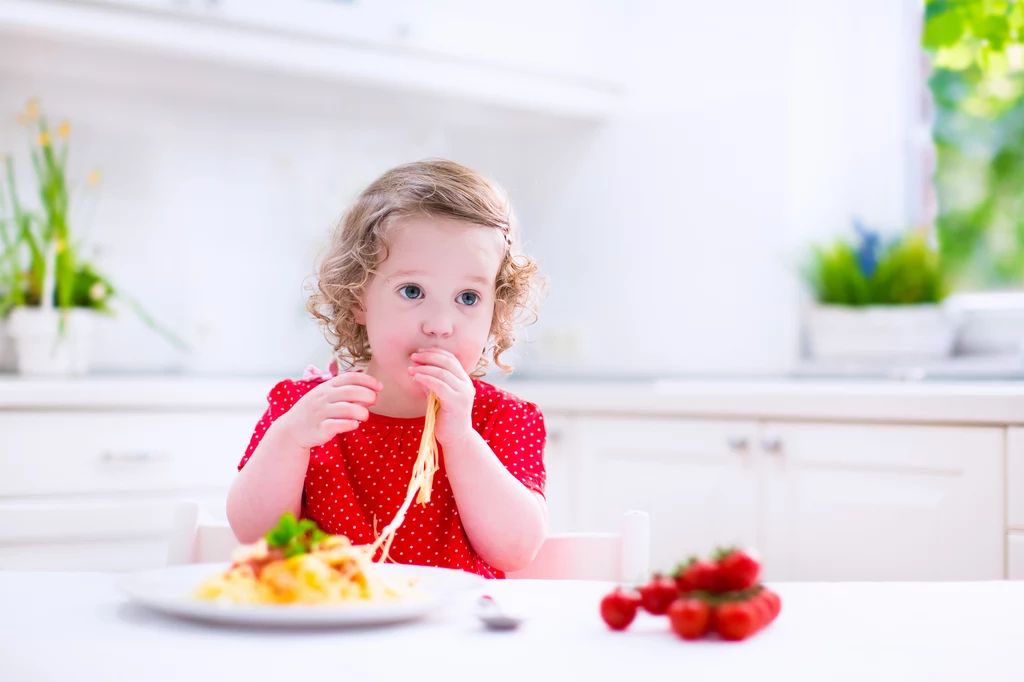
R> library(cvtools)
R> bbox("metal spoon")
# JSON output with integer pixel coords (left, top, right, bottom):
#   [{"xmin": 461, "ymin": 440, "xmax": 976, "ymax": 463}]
[{"xmin": 476, "ymin": 595, "xmax": 524, "ymax": 631}]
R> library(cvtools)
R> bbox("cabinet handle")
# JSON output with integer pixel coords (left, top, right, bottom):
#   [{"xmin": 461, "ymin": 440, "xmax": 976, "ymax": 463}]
[
  {"xmin": 727, "ymin": 436, "xmax": 750, "ymax": 453},
  {"xmin": 760, "ymin": 437, "xmax": 784, "ymax": 455},
  {"xmin": 100, "ymin": 450, "xmax": 170, "ymax": 464},
  {"xmin": 393, "ymin": 22, "xmax": 412, "ymax": 40}
]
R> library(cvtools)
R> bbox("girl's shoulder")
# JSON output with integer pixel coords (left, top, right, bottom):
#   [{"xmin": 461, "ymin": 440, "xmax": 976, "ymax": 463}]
[
  {"xmin": 471, "ymin": 378, "xmax": 543, "ymax": 421},
  {"xmin": 262, "ymin": 373, "xmax": 328, "ymax": 412}
]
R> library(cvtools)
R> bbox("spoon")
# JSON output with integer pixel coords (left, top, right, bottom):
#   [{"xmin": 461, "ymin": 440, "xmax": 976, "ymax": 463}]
[{"xmin": 476, "ymin": 595, "xmax": 524, "ymax": 631}]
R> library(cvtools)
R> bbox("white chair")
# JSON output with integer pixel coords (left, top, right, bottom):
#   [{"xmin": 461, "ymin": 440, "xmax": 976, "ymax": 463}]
[
  {"xmin": 505, "ymin": 510, "xmax": 650, "ymax": 583},
  {"xmin": 167, "ymin": 500, "xmax": 650, "ymax": 582},
  {"xmin": 166, "ymin": 500, "xmax": 238, "ymax": 565}
]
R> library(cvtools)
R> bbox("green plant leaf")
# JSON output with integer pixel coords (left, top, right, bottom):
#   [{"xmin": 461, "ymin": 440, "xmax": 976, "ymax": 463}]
[
  {"xmin": 924, "ymin": 9, "xmax": 966, "ymax": 49},
  {"xmin": 977, "ymin": 14, "xmax": 1010, "ymax": 50},
  {"xmin": 803, "ymin": 232, "xmax": 946, "ymax": 306}
]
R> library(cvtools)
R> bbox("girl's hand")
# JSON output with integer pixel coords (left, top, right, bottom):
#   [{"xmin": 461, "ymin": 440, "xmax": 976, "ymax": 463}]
[
  {"xmin": 408, "ymin": 348, "xmax": 475, "ymax": 446},
  {"xmin": 278, "ymin": 372, "xmax": 382, "ymax": 449}
]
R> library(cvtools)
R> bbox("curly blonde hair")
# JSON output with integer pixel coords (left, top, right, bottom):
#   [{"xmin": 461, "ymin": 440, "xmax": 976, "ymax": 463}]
[{"xmin": 306, "ymin": 159, "xmax": 542, "ymax": 377}]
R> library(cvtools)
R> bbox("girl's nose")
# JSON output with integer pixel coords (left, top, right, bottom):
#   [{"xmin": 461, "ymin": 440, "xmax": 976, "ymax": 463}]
[{"xmin": 421, "ymin": 313, "xmax": 454, "ymax": 338}]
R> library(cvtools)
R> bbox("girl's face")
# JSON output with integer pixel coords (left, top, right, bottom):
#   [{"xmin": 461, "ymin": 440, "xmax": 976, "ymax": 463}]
[{"xmin": 356, "ymin": 215, "xmax": 505, "ymax": 397}]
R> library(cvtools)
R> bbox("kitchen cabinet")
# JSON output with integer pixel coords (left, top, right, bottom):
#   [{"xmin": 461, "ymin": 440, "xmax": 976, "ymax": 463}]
[
  {"xmin": 1009, "ymin": 533, "xmax": 1024, "ymax": 580},
  {"xmin": 575, "ymin": 417, "xmax": 1004, "ymax": 581},
  {"xmin": 761, "ymin": 422, "xmax": 1004, "ymax": 581},
  {"xmin": 577, "ymin": 417, "xmax": 760, "ymax": 574},
  {"xmin": 0, "ymin": 377, "xmax": 1019, "ymax": 578},
  {"xmin": 0, "ymin": 409, "xmax": 252, "ymax": 571},
  {"xmin": 1007, "ymin": 427, "xmax": 1024, "ymax": 530},
  {"xmin": 540, "ymin": 414, "xmax": 579, "ymax": 534}
]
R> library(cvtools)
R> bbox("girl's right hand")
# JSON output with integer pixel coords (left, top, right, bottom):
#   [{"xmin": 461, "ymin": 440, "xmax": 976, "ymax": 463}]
[{"xmin": 277, "ymin": 372, "xmax": 383, "ymax": 449}]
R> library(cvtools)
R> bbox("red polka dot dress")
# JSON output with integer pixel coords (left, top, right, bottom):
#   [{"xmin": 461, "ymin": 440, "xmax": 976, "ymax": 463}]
[{"xmin": 238, "ymin": 376, "xmax": 547, "ymax": 579}]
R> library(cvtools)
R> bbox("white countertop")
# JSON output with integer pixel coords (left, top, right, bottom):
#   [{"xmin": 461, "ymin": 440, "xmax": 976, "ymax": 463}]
[
  {"xmin": 1, "ymin": 571, "xmax": 1022, "ymax": 682},
  {"xmin": 2, "ymin": 375, "xmax": 1024, "ymax": 424}
]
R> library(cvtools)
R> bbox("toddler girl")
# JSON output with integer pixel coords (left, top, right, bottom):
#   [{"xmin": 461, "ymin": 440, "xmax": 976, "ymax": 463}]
[{"xmin": 226, "ymin": 159, "xmax": 547, "ymax": 578}]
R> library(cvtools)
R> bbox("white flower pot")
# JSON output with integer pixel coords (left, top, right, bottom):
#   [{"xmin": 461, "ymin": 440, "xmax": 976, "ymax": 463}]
[
  {"xmin": 945, "ymin": 291, "xmax": 1024, "ymax": 356},
  {"xmin": 0, "ymin": 317, "xmax": 15, "ymax": 373},
  {"xmin": 7, "ymin": 307, "xmax": 97, "ymax": 376},
  {"xmin": 805, "ymin": 304, "xmax": 957, "ymax": 362}
]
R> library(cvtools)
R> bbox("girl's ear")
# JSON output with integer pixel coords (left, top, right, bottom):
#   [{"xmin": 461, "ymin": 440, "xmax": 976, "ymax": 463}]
[{"xmin": 352, "ymin": 301, "xmax": 367, "ymax": 325}]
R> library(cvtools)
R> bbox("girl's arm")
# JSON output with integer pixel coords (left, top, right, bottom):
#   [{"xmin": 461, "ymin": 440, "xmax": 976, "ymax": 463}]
[
  {"xmin": 227, "ymin": 373, "xmax": 382, "ymax": 543},
  {"xmin": 226, "ymin": 420, "xmax": 310, "ymax": 543},
  {"xmin": 408, "ymin": 348, "xmax": 547, "ymax": 572},
  {"xmin": 442, "ymin": 431, "xmax": 548, "ymax": 572}
]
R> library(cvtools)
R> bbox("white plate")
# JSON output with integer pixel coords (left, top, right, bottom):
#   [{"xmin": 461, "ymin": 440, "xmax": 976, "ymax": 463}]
[{"xmin": 121, "ymin": 562, "xmax": 484, "ymax": 627}]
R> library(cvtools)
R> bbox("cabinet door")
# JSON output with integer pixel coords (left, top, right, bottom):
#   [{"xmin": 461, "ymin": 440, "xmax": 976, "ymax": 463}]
[
  {"xmin": 0, "ymin": 494, "xmax": 228, "ymax": 571},
  {"xmin": 1007, "ymin": 428, "xmax": 1024, "ymax": 531},
  {"xmin": 762, "ymin": 422, "xmax": 1004, "ymax": 581},
  {"xmin": 541, "ymin": 414, "xmax": 578, "ymax": 534},
  {"xmin": 1009, "ymin": 533, "xmax": 1024, "ymax": 580},
  {"xmin": 579, "ymin": 417, "xmax": 759, "ymax": 574},
  {"xmin": 0, "ymin": 410, "xmax": 258, "ymax": 497}
]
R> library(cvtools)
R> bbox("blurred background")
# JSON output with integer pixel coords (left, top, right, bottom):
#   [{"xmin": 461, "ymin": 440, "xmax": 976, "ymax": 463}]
[
  {"xmin": 7, "ymin": 0, "xmax": 1024, "ymax": 580},
  {"xmin": 0, "ymin": 0, "xmax": 935, "ymax": 380}
]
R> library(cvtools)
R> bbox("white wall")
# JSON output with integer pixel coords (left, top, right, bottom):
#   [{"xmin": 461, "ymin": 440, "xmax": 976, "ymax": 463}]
[
  {"xmin": 0, "ymin": 33, "xmax": 467, "ymax": 376},
  {"xmin": 501, "ymin": 0, "xmax": 794, "ymax": 377},
  {"xmin": 0, "ymin": 0, "xmax": 919, "ymax": 379}
]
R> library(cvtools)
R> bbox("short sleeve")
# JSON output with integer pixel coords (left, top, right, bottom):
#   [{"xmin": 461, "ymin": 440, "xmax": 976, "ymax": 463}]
[
  {"xmin": 482, "ymin": 400, "xmax": 547, "ymax": 497},
  {"xmin": 237, "ymin": 379, "xmax": 319, "ymax": 471}
]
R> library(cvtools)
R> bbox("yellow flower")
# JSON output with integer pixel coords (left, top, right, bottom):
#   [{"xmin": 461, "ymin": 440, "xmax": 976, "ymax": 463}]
[
  {"xmin": 38, "ymin": 131, "xmax": 50, "ymax": 148},
  {"xmin": 56, "ymin": 238, "xmax": 67, "ymax": 253},
  {"xmin": 58, "ymin": 122, "xmax": 71, "ymax": 139},
  {"xmin": 22, "ymin": 98, "xmax": 40, "ymax": 123},
  {"xmin": 86, "ymin": 170, "xmax": 102, "ymax": 186}
]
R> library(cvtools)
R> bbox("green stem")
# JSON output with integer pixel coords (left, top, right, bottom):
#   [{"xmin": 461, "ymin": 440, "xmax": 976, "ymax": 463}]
[{"xmin": 117, "ymin": 290, "xmax": 192, "ymax": 352}]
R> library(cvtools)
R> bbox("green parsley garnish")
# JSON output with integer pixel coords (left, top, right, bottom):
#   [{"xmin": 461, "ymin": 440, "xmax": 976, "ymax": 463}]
[{"xmin": 265, "ymin": 512, "xmax": 328, "ymax": 558}]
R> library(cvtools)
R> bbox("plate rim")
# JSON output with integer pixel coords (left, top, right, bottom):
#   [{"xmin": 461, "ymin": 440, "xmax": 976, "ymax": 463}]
[{"xmin": 120, "ymin": 561, "xmax": 484, "ymax": 627}]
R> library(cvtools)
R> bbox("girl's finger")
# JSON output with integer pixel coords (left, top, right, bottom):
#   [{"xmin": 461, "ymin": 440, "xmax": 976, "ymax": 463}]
[
  {"xmin": 324, "ymin": 402, "xmax": 370, "ymax": 422},
  {"xmin": 327, "ymin": 384, "xmax": 379, "ymax": 406},
  {"xmin": 323, "ymin": 419, "xmax": 361, "ymax": 436},
  {"xmin": 329, "ymin": 371, "xmax": 383, "ymax": 391},
  {"xmin": 411, "ymin": 349, "xmax": 468, "ymax": 380},
  {"xmin": 411, "ymin": 373, "xmax": 458, "ymax": 404},
  {"xmin": 408, "ymin": 364, "xmax": 463, "ymax": 392}
]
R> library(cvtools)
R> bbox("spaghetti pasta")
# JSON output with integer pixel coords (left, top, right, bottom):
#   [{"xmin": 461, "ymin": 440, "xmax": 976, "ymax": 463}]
[
  {"xmin": 369, "ymin": 392, "xmax": 442, "ymax": 563},
  {"xmin": 195, "ymin": 518, "xmax": 421, "ymax": 606}
]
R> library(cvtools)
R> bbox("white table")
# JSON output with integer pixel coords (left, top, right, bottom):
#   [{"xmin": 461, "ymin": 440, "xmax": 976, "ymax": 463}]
[{"xmin": 2, "ymin": 572, "xmax": 1024, "ymax": 682}]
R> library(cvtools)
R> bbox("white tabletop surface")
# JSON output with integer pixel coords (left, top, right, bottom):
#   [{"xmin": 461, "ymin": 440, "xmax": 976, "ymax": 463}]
[{"xmin": 2, "ymin": 571, "xmax": 1024, "ymax": 682}]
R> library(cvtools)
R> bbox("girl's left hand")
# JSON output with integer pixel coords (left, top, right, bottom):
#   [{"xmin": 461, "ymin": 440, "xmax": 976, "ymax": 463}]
[{"xmin": 408, "ymin": 348, "xmax": 475, "ymax": 446}]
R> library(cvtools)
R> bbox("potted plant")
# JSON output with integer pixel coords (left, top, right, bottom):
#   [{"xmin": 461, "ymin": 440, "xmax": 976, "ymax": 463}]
[
  {"xmin": 0, "ymin": 98, "xmax": 186, "ymax": 376},
  {"xmin": 801, "ymin": 220, "xmax": 956, "ymax": 362}
]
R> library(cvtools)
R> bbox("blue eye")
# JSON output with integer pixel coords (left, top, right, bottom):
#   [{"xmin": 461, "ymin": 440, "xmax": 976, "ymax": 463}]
[
  {"xmin": 458, "ymin": 291, "xmax": 479, "ymax": 306},
  {"xmin": 399, "ymin": 285, "xmax": 423, "ymax": 300}
]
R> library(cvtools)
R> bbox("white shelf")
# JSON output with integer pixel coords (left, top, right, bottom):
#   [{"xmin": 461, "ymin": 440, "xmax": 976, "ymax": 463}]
[{"xmin": 0, "ymin": 0, "xmax": 625, "ymax": 120}]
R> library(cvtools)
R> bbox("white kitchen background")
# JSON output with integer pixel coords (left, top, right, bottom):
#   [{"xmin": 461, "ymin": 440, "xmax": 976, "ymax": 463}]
[
  {"xmin": 8, "ymin": 0, "xmax": 1017, "ymax": 583},
  {"xmin": 0, "ymin": 0, "xmax": 919, "ymax": 377}
]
